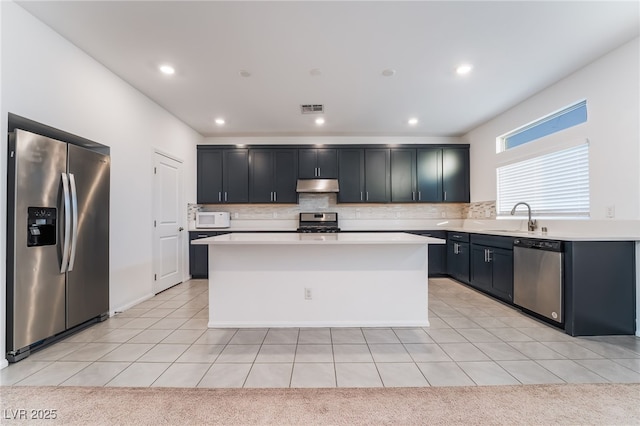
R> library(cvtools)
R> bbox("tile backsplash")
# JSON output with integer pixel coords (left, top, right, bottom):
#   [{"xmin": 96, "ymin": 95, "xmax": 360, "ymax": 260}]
[{"xmin": 188, "ymin": 194, "xmax": 491, "ymax": 222}]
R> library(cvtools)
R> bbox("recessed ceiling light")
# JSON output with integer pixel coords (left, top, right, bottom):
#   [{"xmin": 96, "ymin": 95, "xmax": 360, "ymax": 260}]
[
  {"xmin": 315, "ymin": 118, "xmax": 325, "ymax": 125},
  {"xmin": 215, "ymin": 118, "xmax": 225, "ymax": 125},
  {"xmin": 381, "ymin": 68, "xmax": 396, "ymax": 77},
  {"xmin": 408, "ymin": 118, "xmax": 418, "ymax": 125},
  {"xmin": 159, "ymin": 64, "xmax": 175, "ymax": 75},
  {"xmin": 456, "ymin": 64, "xmax": 473, "ymax": 75},
  {"xmin": 239, "ymin": 70, "xmax": 252, "ymax": 78}
]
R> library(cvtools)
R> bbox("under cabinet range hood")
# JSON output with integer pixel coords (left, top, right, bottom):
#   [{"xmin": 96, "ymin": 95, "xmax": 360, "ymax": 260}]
[{"xmin": 296, "ymin": 179, "xmax": 340, "ymax": 193}]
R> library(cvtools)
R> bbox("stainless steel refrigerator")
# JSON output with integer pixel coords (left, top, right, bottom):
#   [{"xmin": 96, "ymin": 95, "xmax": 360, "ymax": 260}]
[{"xmin": 6, "ymin": 129, "xmax": 110, "ymax": 362}]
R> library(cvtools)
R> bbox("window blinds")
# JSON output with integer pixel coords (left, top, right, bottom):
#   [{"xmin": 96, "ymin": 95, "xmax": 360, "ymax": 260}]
[{"xmin": 497, "ymin": 143, "xmax": 589, "ymax": 217}]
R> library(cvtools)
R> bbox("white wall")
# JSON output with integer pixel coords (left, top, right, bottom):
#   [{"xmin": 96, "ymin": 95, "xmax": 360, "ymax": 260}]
[
  {"xmin": 1, "ymin": 1, "xmax": 202, "ymax": 367},
  {"xmin": 201, "ymin": 135, "xmax": 462, "ymax": 146},
  {"xmin": 465, "ymin": 37, "xmax": 640, "ymax": 221},
  {"xmin": 465, "ymin": 37, "xmax": 640, "ymax": 337}
]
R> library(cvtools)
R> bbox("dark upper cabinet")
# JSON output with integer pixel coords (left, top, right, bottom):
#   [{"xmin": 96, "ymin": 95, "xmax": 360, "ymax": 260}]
[
  {"xmin": 417, "ymin": 148, "xmax": 443, "ymax": 202},
  {"xmin": 338, "ymin": 148, "xmax": 390, "ymax": 203},
  {"xmin": 364, "ymin": 148, "xmax": 390, "ymax": 202},
  {"xmin": 337, "ymin": 149, "xmax": 365, "ymax": 202},
  {"xmin": 197, "ymin": 148, "xmax": 248, "ymax": 204},
  {"xmin": 390, "ymin": 149, "xmax": 417, "ymax": 202},
  {"xmin": 442, "ymin": 147, "xmax": 470, "ymax": 202},
  {"xmin": 224, "ymin": 149, "xmax": 250, "ymax": 203},
  {"xmin": 299, "ymin": 148, "xmax": 338, "ymax": 179},
  {"xmin": 389, "ymin": 147, "xmax": 467, "ymax": 203},
  {"xmin": 249, "ymin": 148, "xmax": 298, "ymax": 203},
  {"xmin": 197, "ymin": 144, "xmax": 468, "ymax": 205},
  {"xmin": 197, "ymin": 149, "xmax": 222, "ymax": 204}
]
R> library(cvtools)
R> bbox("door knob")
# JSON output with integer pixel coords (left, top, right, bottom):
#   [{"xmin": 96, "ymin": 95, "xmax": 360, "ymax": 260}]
[{"xmin": 178, "ymin": 227, "xmax": 184, "ymax": 232}]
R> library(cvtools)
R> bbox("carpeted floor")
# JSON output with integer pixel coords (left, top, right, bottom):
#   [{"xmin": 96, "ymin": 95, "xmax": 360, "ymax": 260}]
[{"xmin": 1, "ymin": 384, "xmax": 639, "ymax": 425}]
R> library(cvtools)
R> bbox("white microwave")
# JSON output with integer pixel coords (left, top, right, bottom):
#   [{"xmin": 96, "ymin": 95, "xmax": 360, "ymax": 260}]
[{"xmin": 195, "ymin": 211, "xmax": 230, "ymax": 229}]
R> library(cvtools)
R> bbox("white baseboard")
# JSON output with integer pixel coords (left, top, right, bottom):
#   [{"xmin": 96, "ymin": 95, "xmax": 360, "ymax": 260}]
[
  {"xmin": 0, "ymin": 359, "xmax": 9, "ymax": 370},
  {"xmin": 110, "ymin": 293, "xmax": 155, "ymax": 316}
]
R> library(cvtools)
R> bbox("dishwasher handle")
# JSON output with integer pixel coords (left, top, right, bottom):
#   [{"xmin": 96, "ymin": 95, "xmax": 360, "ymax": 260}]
[{"xmin": 514, "ymin": 238, "xmax": 563, "ymax": 252}]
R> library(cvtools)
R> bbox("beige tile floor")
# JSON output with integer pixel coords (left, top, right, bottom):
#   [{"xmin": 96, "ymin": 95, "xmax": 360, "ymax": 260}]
[{"xmin": 2, "ymin": 278, "xmax": 639, "ymax": 388}]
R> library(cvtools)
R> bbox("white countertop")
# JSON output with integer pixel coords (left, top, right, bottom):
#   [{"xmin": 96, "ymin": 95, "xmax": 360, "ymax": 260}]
[
  {"xmin": 192, "ymin": 232, "xmax": 446, "ymax": 245},
  {"xmin": 190, "ymin": 218, "xmax": 640, "ymax": 241}
]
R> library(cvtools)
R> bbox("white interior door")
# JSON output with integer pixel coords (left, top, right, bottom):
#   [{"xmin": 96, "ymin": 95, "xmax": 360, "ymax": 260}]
[{"xmin": 153, "ymin": 151, "xmax": 184, "ymax": 294}]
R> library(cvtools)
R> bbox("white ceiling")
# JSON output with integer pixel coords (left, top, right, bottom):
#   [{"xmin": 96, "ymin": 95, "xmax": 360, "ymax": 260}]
[{"xmin": 16, "ymin": 1, "xmax": 640, "ymax": 138}]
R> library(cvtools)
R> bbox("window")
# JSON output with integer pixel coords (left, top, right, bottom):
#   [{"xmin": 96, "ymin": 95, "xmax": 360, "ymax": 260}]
[
  {"xmin": 496, "ymin": 143, "xmax": 590, "ymax": 218},
  {"xmin": 498, "ymin": 100, "xmax": 587, "ymax": 152}
]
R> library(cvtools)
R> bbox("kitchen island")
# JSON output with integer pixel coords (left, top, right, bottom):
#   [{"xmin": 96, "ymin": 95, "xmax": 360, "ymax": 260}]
[{"xmin": 192, "ymin": 232, "xmax": 444, "ymax": 328}]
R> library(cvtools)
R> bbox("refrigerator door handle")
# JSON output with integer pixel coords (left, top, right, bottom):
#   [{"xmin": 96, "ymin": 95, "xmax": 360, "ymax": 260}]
[
  {"xmin": 60, "ymin": 173, "xmax": 71, "ymax": 273},
  {"xmin": 68, "ymin": 173, "xmax": 79, "ymax": 271}
]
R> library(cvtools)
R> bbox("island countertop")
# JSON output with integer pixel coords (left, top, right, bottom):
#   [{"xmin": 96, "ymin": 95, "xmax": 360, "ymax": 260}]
[{"xmin": 191, "ymin": 232, "xmax": 446, "ymax": 245}]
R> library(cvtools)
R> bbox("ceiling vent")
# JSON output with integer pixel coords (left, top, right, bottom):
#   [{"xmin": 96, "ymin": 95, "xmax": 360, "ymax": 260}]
[{"xmin": 301, "ymin": 104, "xmax": 324, "ymax": 114}]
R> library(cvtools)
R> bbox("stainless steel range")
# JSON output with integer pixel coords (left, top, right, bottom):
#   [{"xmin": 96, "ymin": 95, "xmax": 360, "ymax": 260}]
[{"xmin": 297, "ymin": 212, "xmax": 340, "ymax": 233}]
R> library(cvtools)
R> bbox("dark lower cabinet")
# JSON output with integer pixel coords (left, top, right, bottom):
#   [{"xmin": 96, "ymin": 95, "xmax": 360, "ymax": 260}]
[
  {"xmin": 189, "ymin": 231, "xmax": 229, "ymax": 278},
  {"xmin": 470, "ymin": 244, "xmax": 513, "ymax": 302},
  {"xmin": 469, "ymin": 234, "xmax": 514, "ymax": 303},
  {"xmin": 447, "ymin": 232, "xmax": 470, "ymax": 284},
  {"xmin": 564, "ymin": 241, "xmax": 636, "ymax": 336},
  {"xmin": 409, "ymin": 231, "xmax": 447, "ymax": 276}
]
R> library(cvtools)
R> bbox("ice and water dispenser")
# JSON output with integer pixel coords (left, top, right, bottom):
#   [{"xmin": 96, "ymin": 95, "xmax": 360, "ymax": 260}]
[{"xmin": 27, "ymin": 207, "xmax": 56, "ymax": 247}]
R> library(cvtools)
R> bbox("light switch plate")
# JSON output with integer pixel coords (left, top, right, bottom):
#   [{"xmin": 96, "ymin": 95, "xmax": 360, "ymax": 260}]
[{"xmin": 606, "ymin": 205, "xmax": 615, "ymax": 218}]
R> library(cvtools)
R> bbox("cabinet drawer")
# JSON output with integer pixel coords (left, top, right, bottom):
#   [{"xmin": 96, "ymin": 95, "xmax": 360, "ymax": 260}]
[
  {"xmin": 470, "ymin": 234, "xmax": 514, "ymax": 250},
  {"xmin": 447, "ymin": 232, "xmax": 469, "ymax": 242}
]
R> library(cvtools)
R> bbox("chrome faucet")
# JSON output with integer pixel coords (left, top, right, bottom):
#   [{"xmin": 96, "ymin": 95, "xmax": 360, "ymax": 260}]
[{"xmin": 510, "ymin": 202, "xmax": 537, "ymax": 232}]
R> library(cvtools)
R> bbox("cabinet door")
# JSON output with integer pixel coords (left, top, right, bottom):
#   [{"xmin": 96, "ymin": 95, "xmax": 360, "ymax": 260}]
[
  {"xmin": 447, "ymin": 241, "xmax": 470, "ymax": 283},
  {"xmin": 197, "ymin": 149, "xmax": 223, "ymax": 204},
  {"xmin": 390, "ymin": 149, "xmax": 416, "ymax": 202},
  {"xmin": 298, "ymin": 149, "xmax": 317, "ymax": 179},
  {"xmin": 249, "ymin": 149, "xmax": 274, "ymax": 203},
  {"xmin": 470, "ymin": 245, "xmax": 492, "ymax": 291},
  {"xmin": 338, "ymin": 149, "xmax": 365, "ymax": 203},
  {"xmin": 417, "ymin": 148, "xmax": 442, "ymax": 202},
  {"xmin": 364, "ymin": 148, "xmax": 390, "ymax": 202},
  {"xmin": 223, "ymin": 149, "xmax": 249, "ymax": 203},
  {"xmin": 316, "ymin": 148, "xmax": 338, "ymax": 178},
  {"xmin": 442, "ymin": 147, "xmax": 469, "ymax": 202},
  {"xmin": 189, "ymin": 232, "xmax": 216, "ymax": 278},
  {"xmin": 273, "ymin": 149, "xmax": 298, "ymax": 203},
  {"xmin": 490, "ymin": 248, "xmax": 513, "ymax": 302}
]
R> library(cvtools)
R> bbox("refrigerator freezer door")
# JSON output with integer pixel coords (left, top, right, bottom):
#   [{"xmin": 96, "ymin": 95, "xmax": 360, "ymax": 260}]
[
  {"xmin": 66, "ymin": 144, "xmax": 110, "ymax": 328},
  {"xmin": 8, "ymin": 130, "xmax": 68, "ymax": 352}
]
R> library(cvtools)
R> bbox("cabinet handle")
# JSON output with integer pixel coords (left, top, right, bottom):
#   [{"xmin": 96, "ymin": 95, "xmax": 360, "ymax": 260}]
[
  {"xmin": 484, "ymin": 249, "xmax": 488, "ymax": 262},
  {"xmin": 366, "ymin": 192, "xmax": 369, "ymax": 201},
  {"xmin": 444, "ymin": 191, "xmax": 447, "ymax": 201},
  {"xmin": 412, "ymin": 192, "xmax": 415, "ymax": 201},
  {"xmin": 218, "ymin": 192, "xmax": 222, "ymax": 202},
  {"xmin": 274, "ymin": 191, "xmax": 277, "ymax": 202},
  {"xmin": 317, "ymin": 167, "xmax": 321, "ymax": 177},
  {"xmin": 224, "ymin": 192, "xmax": 228, "ymax": 202},
  {"xmin": 418, "ymin": 191, "xmax": 421, "ymax": 201},
  {"xmin": 197, "ymin": 234, "xmax": 208, "ymax": 238},
  {"xmin": 454, "ymin": 242, "xmax": 459, "ymax": 255},
  {"xmin": 360, "ymin": 192, "xmax": 363, "ymax": 201},
  {"xmin": 487, "ymin": 250, "xmax": 492, "ymax": 262}
]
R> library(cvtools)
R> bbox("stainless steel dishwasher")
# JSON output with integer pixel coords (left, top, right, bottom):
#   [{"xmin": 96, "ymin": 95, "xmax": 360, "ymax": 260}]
[{"xmin": 513, "ymin": 238, "xmax": 564, "ymax": 324}]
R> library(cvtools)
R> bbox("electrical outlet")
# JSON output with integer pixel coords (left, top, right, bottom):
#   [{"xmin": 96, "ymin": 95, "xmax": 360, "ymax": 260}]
[
  {"xmin": 485, "ymin": 209, "xmax": 491, "ymax": 218},
  {"xmin": 304, "ymin": 288, "xmax": 312, "ymax": 300},
  {"xmin": 234, "ymin": 212, "xmax": 239, "ymax": 219},
  {"xmin": 606, "ymin": 205, "xmax": 615, "ymax": 218}
]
